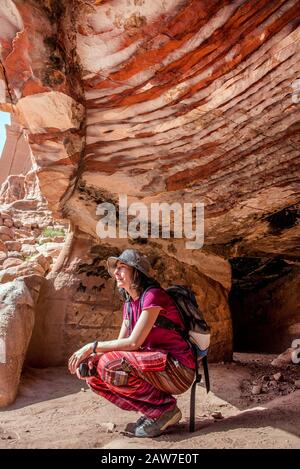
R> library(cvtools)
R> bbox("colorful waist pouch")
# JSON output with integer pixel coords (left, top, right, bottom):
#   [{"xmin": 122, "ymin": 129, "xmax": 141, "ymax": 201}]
[{"xmin": 101, "ymin": 351, "xmax": 168, "ymax": 386}]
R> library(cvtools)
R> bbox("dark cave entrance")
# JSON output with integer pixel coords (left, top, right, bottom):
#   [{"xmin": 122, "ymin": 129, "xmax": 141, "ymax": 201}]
[{"xmin": 229, "ymin": 256, "xmax": 300, "ymax": 354}]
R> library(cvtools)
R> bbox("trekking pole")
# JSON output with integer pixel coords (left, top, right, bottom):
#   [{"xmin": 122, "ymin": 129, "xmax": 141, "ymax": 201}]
[{"xmin": 189, "ymin": 347, "xmax": 202, "ymax": 432}]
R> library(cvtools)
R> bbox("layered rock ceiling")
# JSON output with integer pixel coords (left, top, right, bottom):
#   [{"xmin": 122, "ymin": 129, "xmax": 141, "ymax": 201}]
[
  {"xmin": 0, "ymin": 0, "xmax": 300, "ymax": 374},
  {"xmin": 1, "ymin": 0, "xmax": 299, "ymax": 255}
]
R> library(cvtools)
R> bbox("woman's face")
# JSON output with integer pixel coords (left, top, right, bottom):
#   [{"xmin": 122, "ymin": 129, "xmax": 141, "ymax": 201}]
[{"xmin": 113, "ymin": 261, "xmax": 134, "ymax": 291}]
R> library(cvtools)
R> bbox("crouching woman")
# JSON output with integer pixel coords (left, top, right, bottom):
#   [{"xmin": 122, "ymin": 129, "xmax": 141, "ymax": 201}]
[{"xmin": 68, "ymin": 249, "xmax": 195, "ymax": 437}]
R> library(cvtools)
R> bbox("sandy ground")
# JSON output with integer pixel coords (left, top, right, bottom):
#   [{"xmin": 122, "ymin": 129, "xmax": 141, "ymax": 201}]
[{"xmin": 0, "ymin": 353, "xmax": 299, "ymax": 449}]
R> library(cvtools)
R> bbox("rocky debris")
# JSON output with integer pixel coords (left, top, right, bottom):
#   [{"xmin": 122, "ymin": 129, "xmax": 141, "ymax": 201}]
[
  {"xmin": 0, "ymin": 252, "xmax": 7, "ymax": 265},
  {"xmin": 0, "ymin": 265, "xmax": 37, "ymax": 284},
  {"xmin": 0, "ymin": 276, "xmax": 44, "ymax": 407},
  {"xmin": 97, "ymin": 422, "xmax": 116, "ymax": 433},
  {"xmin": 212, "ymin": 412, "xmax": 224, "ymax": 420},
  {"xmin": 21, "ymin": 244, "xmax": 39, "ymax": 257},
  {"xmin": 0, "ymin": 268, "xmax": 17, "ymax": 284},
  {"xmin": 51, "ymin": 236, "xmax": 65, "ymax": 243},
  {"xmin": 21, "ymin": 238, "xmax": 36, "ymax": 245},
  {"xmin": 0, "ymin": 189, "xmax": 67, "ymax": 288},
  {"xmin": 39, "ymin": 236, "xmax": 65, "ymax": 245},
  {"xmin": 4, "ymin": 251, "xmax": 23, "ymax": 260},
  {"xmin": 0, "ymin": 175, "xmax": 26, "ymax": 205},
  {"xmin": 273, "ymin": 372, "xmax": 283, "ymax": 382},
  {"xmin": 12, "ymin": 220, "xmax": 22, "ymax": 229},
  {"xmin": 0, "ymin": 227, "xmax": 54, "ymax": 284},
  {"xmin": 36, "ymin": 242, "xmax": 65, "ymax": 260},
  {"xmin": 13, "ymin": 228, "xmax": 30, "ymax": 239},
  {"xmin": 295, "ymin": 380, "xmax": 300, "ymax": 389},
  {"xmin": 3, "ymin": 219, "xmax": 13, "ymax": 228},
  {"xmin": 2, "ymin": 258, "xmax": 23, "ymax": 269},
  {"xmin": 251, "ymin": 384, "xmax": 262, "ymax": 395},
  {"xmin": 30, "ymin": 253, "xmax": 50, "ymax": 273},
  {"xmin": 239, "ymin": 358, "xmax": 300, "ymax": 405},
  {"xmin": 0, "ymin": 240, "xmax": 7, "ymax": 252},
  {"xmin": 105, "ymin": 423, "xmax": 116, "ymax": 433},
  {"xmin": 0, "ymin": 226, "xmax": 13, "ymax": 241},
  {"xmin": 0, "ymin": 211, "xmax": 10, "ymax": 218},
  {"xmin": 4, "ymin": 241, "xmax": 21, "ymax": 252},
  {"xmin": 271, "ymin": 348, "xmax": 299, "ymax": 367},
  {"xmin": 9, "ymin": 200, "xmax": 39, "ymax": 211}
]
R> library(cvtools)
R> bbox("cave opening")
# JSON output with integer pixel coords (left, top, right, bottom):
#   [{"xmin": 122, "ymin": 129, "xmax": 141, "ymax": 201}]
[
  {"xmin": 229, "ymin": 256, "xmax": 300, "ymax": 354},
  {"xmin": 265, "ymin": 208, "xmax": 299, "ymax": 233}
]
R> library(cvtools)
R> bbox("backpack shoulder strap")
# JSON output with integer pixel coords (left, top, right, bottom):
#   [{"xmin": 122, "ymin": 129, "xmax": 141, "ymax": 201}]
[
  {"xmin": 124, "ymin": 299, "xmax": 133, "ymax": 333},
  {"xmin": 154, "ymin": 314, "xmax": 183, "ymax": 333},
  {"xmin": 139, "ymin": 286, "xmax": 188, "ymax": 341},
  {"xmin": 139, "ymin": 285, "xmax": 162, "ymax": 313},
  {"xmin": 139, "ymin": 285, "xmax": 185, "ymax": 333}
]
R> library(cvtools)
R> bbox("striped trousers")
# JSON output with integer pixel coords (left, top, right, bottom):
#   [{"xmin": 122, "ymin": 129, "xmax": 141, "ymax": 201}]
[{"xmin": 85, "ymin": 351, "xmax": 195, "ymax": 419}]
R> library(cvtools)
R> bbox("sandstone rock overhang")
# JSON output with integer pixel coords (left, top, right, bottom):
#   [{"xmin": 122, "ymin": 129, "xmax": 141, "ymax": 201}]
[
  {"xmin": 0, "ymin": 0, "xmax": 299, "ymax": 373},
  {"xmin": 1, "ymin": 0, "xmax": 299, "ymax": 260}
]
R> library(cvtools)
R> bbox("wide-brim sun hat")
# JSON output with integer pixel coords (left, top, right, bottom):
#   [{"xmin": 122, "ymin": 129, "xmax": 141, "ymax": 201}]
[{"xmin": 107, "ymin": 249, "xmax": 154, "ymax": 279}]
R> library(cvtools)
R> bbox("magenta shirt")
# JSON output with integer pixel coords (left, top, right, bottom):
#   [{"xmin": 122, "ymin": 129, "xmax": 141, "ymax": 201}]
[{"xmin": 123, "ymin": 287, "xmax": 195, "ymax": 369}]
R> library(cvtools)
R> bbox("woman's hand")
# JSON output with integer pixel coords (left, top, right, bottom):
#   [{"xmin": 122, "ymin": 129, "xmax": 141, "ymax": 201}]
[{"xmin": 68, "ymin": 343, "xmax": 93, "ymax": 374}]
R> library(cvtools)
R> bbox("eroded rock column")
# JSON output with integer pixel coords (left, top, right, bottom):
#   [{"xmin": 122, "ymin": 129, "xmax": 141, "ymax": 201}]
[{"xmin": 0, "ymin": 275, "xmax": 44, "ymax": 406}]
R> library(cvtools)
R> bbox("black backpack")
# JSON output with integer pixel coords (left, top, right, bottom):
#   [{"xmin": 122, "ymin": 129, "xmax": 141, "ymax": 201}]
[{"xmin": 138, "ymin": 284, "xmax": 211, "ymax": 432}]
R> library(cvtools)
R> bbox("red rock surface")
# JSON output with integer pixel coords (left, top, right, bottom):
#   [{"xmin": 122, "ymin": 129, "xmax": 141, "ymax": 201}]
[
  {"xmin": 0, "ymin": 1, "xmax": 299, "ymax": 375},
  {"xmin": 0, "ymin": 0, "xmax": 298, "ymax": 255},
  {"xmin": 0, "ymin": 120, "xmax": 32, "ymax": 186}
]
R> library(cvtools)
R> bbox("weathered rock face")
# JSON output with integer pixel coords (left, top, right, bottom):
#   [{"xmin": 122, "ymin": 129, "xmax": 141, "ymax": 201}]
[
  {"xmin": 0, "ymin": 0, "xmax": 85, "ymax": 215},
  {"xmin": 0, "ymin": 275, "xmax": 44, "ymax": 407},
  {"xmin": 69, "ymin": 0, "xmax": 300, "ymax": 263},
  {"xmin": 0, "ymin": 1, "xmax": 299, "ymax": 368},
  {"xmin": 1, "ymin": 1, "xmax": 299, "ymax": 253},
  {"xmin": 0, "ymin": 120, "xmax": 32, "ymax": 186},
  {"xmin": 0, "ymin": 175, "xmax": 26, "ymax": 205}
]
